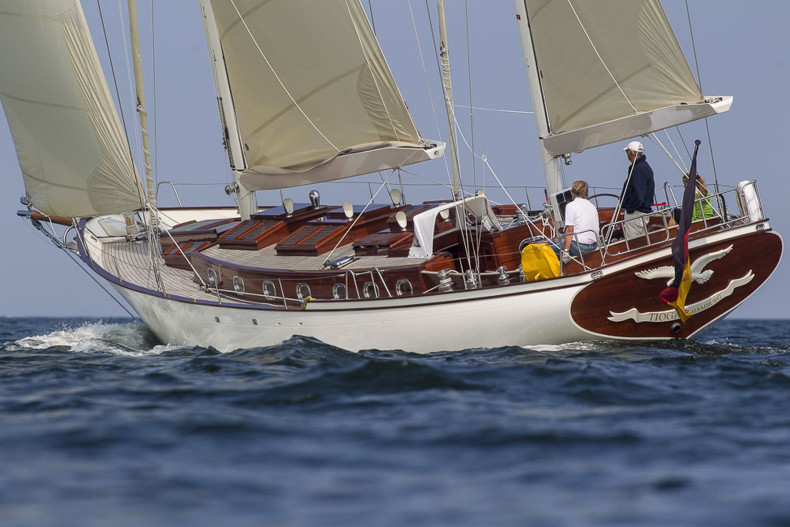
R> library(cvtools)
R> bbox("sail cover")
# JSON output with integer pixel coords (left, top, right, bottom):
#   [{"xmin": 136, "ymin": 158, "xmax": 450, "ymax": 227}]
[
  {"xmin": 524, "ymin": 0, "xmax": 731, "ymax": 155},
  {"xmin": 207, "ymin": 0, "xmax": 442, "ymax": 190},
  {"xmin": 0, "ymin": 0, "xmax": 143, "ymax": 218}
]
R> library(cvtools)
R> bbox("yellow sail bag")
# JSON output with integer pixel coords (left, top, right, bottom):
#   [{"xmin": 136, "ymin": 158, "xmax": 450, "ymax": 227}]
[{"xmin": 520, "ymin": 244, "xmax": 560, "ymax": 281}]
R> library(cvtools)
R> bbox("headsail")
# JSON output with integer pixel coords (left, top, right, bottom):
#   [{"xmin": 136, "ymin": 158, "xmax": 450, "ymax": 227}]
[
  {"xmin": 0, "ymin": 0, "xmax": 143, "ymax": 218},
  {"xmin": 519, "ymin": 0, "xmax": 732, "ymax": 156},
  {"xmin": 205, "ymin": 0, "xmax": 443, "ymax": 191}
]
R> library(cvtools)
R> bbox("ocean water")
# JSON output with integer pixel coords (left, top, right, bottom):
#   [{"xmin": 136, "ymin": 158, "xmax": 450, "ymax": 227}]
[{"xmin": 1, "ymin": 317, "xmax": 789, "ymax": 527}]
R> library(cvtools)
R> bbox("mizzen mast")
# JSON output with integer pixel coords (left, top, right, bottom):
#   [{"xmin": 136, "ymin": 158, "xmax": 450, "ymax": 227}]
[
  {"xmin": 437, "ymin": 0, "xmax": 462, "ymax": 200},
  {"xmin": 512, "ymin": 0, "xmax": 563, "ymax": 221}
]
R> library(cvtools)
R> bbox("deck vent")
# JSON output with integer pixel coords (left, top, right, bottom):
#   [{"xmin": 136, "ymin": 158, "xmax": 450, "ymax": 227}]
[{"xmin": 309, "ymin": 189, "xmax": 320, "ymax": 209}]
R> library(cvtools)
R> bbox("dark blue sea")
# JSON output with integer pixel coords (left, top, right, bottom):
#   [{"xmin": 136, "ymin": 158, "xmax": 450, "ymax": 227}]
[{"xmin": 1, "ymin": 317, "xmax": 789, "ymax": 527}]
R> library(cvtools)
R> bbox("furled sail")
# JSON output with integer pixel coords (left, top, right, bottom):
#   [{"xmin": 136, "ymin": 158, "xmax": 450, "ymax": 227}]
[
  {"xmin": 206, "ymin": 0, "xmax": 443, "ymax": 191},
  {"xmin": 0, "ymin": 0, "xmax": 143, "ymax": 218},
  {"xmin": 522, "ymin": 0, "xmax": 732, "ymax": 156}
]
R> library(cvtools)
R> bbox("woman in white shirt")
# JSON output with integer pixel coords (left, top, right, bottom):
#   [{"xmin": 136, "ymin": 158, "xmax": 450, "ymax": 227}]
[{"xmin": 554, "ymin": 180, "xmax": 599, "ymax": 263}]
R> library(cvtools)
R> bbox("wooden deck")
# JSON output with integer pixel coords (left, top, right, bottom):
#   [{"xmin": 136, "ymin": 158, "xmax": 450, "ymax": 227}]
[
  {"xmin": 201, "ymin": 243, "xmax": 424, "ymax": 271},
  {"xmin": 98, "ymin": 236, "xmax": 429, "ymax": 304},
  {"xmin": 101, "ymin": 239, "xmax": 219, "ymax": 302}
]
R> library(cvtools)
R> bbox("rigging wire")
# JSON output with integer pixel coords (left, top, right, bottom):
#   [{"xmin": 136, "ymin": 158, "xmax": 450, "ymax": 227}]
[
  {"xmin": 367, "ymin": 0, "xmax": 376, "ymax": 33},
  {"xmin": 320, "ymin": 177, "xmax": 391, "ymax": 269},
  {"xmin": 648, "ymin": 133, "xmax": 688, "ymax": 176},
  {"xmin": 452, "ymin": 115, "xmax": 523, "ymax": 213},
  {"xmin": 463, "ymin": 0, "xmax": 477, "ymax": 189},
  {"xmin": 604, "ymin": 159, "xmax": 638, "ymax": 247},
  {"xmin": 150, "ymin": 0, "xmax": 158, "ymax": 195},
  {"xmin": 95, "ymin": 0, "xmax": 147, "ymax": 212},
  {"xmin": 422, "ymin": 0, "xmax": 459, "ymax": 200},
  {"xmin": 453, "ymin": 104, "xmax": 532, "ymax": 115},
  {"xmin": 65, "ymin": 245, "xmax": 138, "ymax": 319},
  {"xmin": 672, "ymin": 126, "xmax": 692, "ymax": 161},
  {"xmin": 227, "ymin": 0, "xmax": 341, "ymax": 153},
  {"xmin": 342, "ymin": 0, "xmax": 405, "ymax": 142},
  {"xmin": 115, "ymin": 0, "xmax": 145, "ymax": 183},
  {"xmin": 407, "ymin": 0, "xmax": 453, "ymax": 193},
  {"xmin": 566, "ymin": 0, "xmax": 638, "ymax": 114},
  {"xmin": 28, "ymin": 218, "xmax": 137, "ymax": 319},
  {"xmin": 684, "ymin": 0, "xmax": 720, "ymax": 194},
  {"xmin": 408, "ymin": 1, "xmax": 444, "ymax": 143},
  {"xmin": 663, "ymin": 129, "xmax": 688, "ymax": 172}
]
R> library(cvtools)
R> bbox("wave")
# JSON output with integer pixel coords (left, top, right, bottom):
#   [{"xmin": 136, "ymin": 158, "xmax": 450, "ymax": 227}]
[
  {"xmin": 2, "ymin": 317, "xmax": 787, "ymax": 360},
  {"xmin": 6, "ymin": 320, "xmax": 175, "ymax": 356}
]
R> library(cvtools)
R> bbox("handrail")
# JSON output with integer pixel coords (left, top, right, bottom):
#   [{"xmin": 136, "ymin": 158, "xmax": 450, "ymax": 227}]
[
  {"xmin": 373, "ymin": 267, "xmax": 393, "ymax": 298},
  {"xmin": 557, "ymin": 227, "xmax": 600, "ymax": 271},
  {"xmin": 156, "ymin": 181, "xmax": 183, "ymax": 207},
  {"xmin": 598, "ymin": 185, "xmax": 757, "ymax": 261},
  {"xmin": 200, "ymin": 282, "xmax": 299, "ymax": 309}
]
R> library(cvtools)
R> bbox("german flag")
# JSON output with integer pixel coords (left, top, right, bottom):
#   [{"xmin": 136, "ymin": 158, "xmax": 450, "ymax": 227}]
[{"xmin": 659, "ymin": 140, "xmax": 701, "ymax": 323}]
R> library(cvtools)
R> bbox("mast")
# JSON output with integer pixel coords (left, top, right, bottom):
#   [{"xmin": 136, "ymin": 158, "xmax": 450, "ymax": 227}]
[
  {"xmin": 127, "ymin": 0, "xmax": 155, "ymax": 219},
  {"xmin": 199, "ymin": 0, "xmax": 258, "ymax": 220},
  {"xmin": 127, "ymin": 0, "xmax": 164, "ymax": 292},
  {"xmin": 512, "ymin": 0, "xmax": 563, "ymax": 220},
  {"xmin": 437, "ymin": 0, "xmax": 462, "ymax": 199}
]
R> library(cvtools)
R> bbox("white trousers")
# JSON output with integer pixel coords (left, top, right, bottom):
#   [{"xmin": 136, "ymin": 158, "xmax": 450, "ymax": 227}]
[{"xmin": 623, "ymin": 211, "xmax": 648, "ymax": 240}]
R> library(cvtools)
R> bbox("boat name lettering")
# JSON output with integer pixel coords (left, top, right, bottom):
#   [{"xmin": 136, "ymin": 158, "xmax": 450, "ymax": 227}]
[{"xmin": 608, "ymin": 272, "xmax": 754, "ymax": 324}]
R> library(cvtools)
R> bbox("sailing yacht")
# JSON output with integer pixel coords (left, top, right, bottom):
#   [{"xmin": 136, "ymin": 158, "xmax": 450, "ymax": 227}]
[{"xmin": 0, "ymin": 0, "xmax": 782, "ymax": 352}]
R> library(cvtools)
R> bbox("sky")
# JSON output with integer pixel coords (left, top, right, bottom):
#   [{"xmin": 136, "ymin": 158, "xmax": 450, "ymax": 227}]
[{"xmin": 0, "ymin": 1, "xmax": 787, "ymax": 319}]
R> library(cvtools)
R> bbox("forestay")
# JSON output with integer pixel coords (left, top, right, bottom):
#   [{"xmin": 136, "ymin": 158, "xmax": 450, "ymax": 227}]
[
  {"xmin": 521, "ymin": 0, "xmax": 731, "ymax": 155},
  {"xmin": 0, "ymin": 0, "xmax": 143, "ymax": 218},
  {"xmin": 207, "ymin": 0, "xmax": 443, "ymax": 191}
]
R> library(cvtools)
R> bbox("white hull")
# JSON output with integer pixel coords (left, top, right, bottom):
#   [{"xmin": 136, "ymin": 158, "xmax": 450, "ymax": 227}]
[
  {"xmin": 112, "ymin": 276, "xmax": 593, "ymax": 353},
  {"xmin": 79, "ymin": 205, "xmax": 781, "ymax": 354}
]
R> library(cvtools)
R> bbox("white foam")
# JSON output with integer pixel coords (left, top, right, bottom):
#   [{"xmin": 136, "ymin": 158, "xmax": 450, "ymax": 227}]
[
  {"xmin": 527, "ymin": 341, "xmax": 603, "ymax": 354},
  {"xmin": 12, "ymin": 320, "xmax": 178, "ymax": 356}
]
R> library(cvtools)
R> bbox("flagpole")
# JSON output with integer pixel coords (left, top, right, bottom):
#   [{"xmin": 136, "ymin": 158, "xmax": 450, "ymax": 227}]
[{"xmin": 660, "ymin": 139, "xmax": 702, "ymax": 327}]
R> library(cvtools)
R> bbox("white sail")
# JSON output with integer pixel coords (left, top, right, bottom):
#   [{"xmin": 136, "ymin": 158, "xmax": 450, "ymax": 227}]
[
  {"xmin": 0, "ymin": 0, "xmax": 143, "ymax": 218},
  {"xmin": 520, "ymin": 0, "xmax": 732, "ymax": 156},
  {"xmin": 206, "ymin": 0, "xmax": 443, "ymax": 191}
]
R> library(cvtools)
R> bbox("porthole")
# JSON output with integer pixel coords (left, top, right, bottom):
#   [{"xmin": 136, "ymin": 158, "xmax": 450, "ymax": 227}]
[
  {"xmin": 262, "ymin": 280, "xmax": 276, "ymax": 299},
  {"xmin": 207, "ymin": 268, "xmax": 217, "ymax": 288},
  {"xmin": 233, "ymin": 276, "xmax": 245, "ymax": 294},
  {"xmin": 363, "ymin": 281, "xmax": 379, "ymax": 298},
  {"xmin": 395, "ymin": 279, "xmax": 413, "ymax": 296},
  {"xmin": 296, "ymin": 283, "xmax": 311, "ymax": 300},
  {"xmin": 332, "ymin": 283, "xmax": 347, "ymax": 300}
]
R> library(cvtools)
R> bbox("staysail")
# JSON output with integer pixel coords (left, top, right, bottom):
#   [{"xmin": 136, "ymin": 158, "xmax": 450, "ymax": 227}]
[
  {"xmin": 516, "ymin": 0, "xmax": 732, "ymax": 156},
  {"xmin": 205, "ymin": 0, "xmax": 443, "ymax": 191},
  {"xmin": 0, "ymin": 0, "xmax": 143, "ymax": 218}
]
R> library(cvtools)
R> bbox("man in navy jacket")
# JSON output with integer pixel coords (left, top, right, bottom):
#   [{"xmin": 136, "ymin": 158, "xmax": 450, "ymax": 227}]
[{"xmin": 621, "ymin": 141, "xmax": 655, "ymax": 240}]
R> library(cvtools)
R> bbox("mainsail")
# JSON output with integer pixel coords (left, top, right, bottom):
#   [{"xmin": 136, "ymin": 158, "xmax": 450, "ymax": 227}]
[
  {"xmin": 0, "ymin": 0, "xmax": 143, "ymax": 218},
  {"xmin": 205, "ymin": 0, "xmax": 443, "ymax": 191},
  {"xmin": 518, "ymin": 0, "xmax": 732, "ymax": 156}
]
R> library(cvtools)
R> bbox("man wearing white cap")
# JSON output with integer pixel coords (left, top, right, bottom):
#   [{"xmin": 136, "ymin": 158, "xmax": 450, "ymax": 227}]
[{"xmin": 621, "ymin": 140, "xmax": 655, "ymax": 240}]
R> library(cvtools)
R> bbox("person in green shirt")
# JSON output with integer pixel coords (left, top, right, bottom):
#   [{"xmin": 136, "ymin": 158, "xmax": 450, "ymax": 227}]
[{"xmin": 671, "ymin": 173, "xmax": 717, "ymax": 224}]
